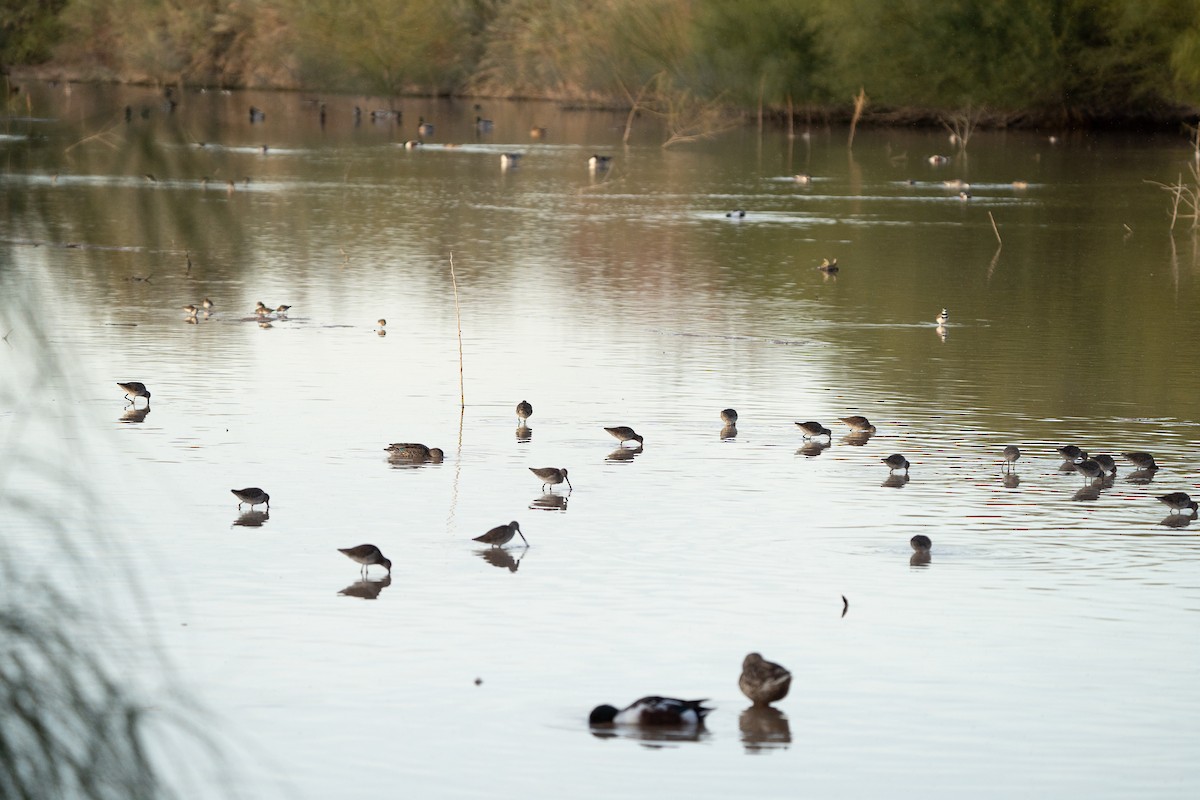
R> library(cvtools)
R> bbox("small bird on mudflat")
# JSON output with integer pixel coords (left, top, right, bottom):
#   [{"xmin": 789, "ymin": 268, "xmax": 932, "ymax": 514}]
[
  {"xmin": 605, "ymin": 426, "xmax": 644, "ymax": 446},
  {"xmin": 231, "ymin": 487, "xmax": 270, "ymax": 510},
  {"xmin": 338, "ymin": 544, "xmax": 391, "ymax": 575},
  {"xmin": 473, "ymin": 521, "xmax": 527, "ymax": 548},
  {"xmin": 738, "ymin": 653, "xmax": 792, "ymax": 707},
  {"xmin": 117, "ymin": 381, "xmax": 152, "ymax": 405},
  {"xmin": 589, "ymin": 697, "xmax": 711, "ymax": 726},
  {"xmin": 882, "ymin": 454, "xmax": 910, "ymax": 473},
  {"xmin": 529, "ymin": 467, "xmax": 571, "ymax": 492}
]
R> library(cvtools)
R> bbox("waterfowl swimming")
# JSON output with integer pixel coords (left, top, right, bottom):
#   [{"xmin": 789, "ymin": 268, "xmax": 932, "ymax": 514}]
[
  {"xmin": 500, "ymin": 153, "xmax": 522, "ymax": 168},
  {"xmin": 588, "ymin": 154, "xmax": 612, "ymax": 171},
  {"xmin": 793, "ymin": 173, "xmax": 812, "ymax": 184},
  {"xmin": 231, "ymin": 487, "xmax": 270, "ymax": 510},
  {"xmin": 738, "ymin": 653, "xmax": 791, "ymax": 707},
  {"xmin": 384, "ymin": 443, "xmax": 444, "ymax": 462},
  {"xmin": 416, "ymin": 117, "xmax": 434, "ymax": 138},
  {"xmin": 818, "ymin": 257, "xmax": 839, "ymax": 273},
  {"xmin": 882, "ymin": 454, "xmax": 910, "ymax": 473},
  {"xmin": 911, "ymin": 534, "xmax": 932, "ymax": 552},
  {"xmin": 1157, "ymin": 492, "xmax": 1198, "ymax": 514},
  {"xmin": 589, "ymin": 697, "xmax": 711, "ymax": 726},
  {"xmin": 529, "ymin": 467, "xmax": 571, "ymax": 492},
  {"xmin": 605, "ymin": 426, "xmax": 644, "ymax": 446},
  {"xmin": 473, "ymin": 520, "xmax": 527, "ymax": 548},
  {"xmin": 928, "ymin": 154, "xmax": 951, "ymax": 165},
  {"xmin": 1122, "ymin": 452, "xmax": 1158, "ymax": 471},
  {"xmin": 839, "ymin": 416, "xmax": 877, "ymax": 434},
  {"xmin": 404, "ymin": 140, "xmax": 421, "ymax": 149},
  {"xmin": 720, "ymin": 408, "xmax": 738, "ymax": 425},
  {"xmin": 936, "ymin": 307, "xmax": 949, "ymax": 326},
  {"xmin": 117, "ymin": 381, "xmax": 151, "ymax": 405},
  {"xmin": 1002, "ymin": 445, "xmax": 1021, "ymax": 470},
  {"xmin": 338, "ymin": 544, "xmax": 391, "ymax": 575},
  {"xmin": 475, "ymin": 116, "xmax": 494, "ymax": 133},
  {"xmin": 530, "ymin": 125, "xmax": 546, "ymax": 139},
  {"xmin": 794, "ymin": 421, "xmax": 831, "ymax": 439},
  {"xmin": 182, "ymin": 304, "xmax": 199, "ymax": 317},
  {"xmin": 725, "ymin": 209, "xmax": 746, "ymax": 218},
  {"xmin": 249, "ymin": 106, "xmax": 265, "ymax": 123}
]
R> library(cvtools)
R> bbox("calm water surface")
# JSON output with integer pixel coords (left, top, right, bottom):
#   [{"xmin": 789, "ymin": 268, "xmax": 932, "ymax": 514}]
[{"xmin": 2, "ymin": 85, "xmax": 1199, "ymax": 798}]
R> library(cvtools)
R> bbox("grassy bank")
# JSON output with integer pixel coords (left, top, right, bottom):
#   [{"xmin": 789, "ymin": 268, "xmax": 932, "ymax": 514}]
[{"xmin": 9, "ymin": 0, "xmax": 1200, "ymax": 129}]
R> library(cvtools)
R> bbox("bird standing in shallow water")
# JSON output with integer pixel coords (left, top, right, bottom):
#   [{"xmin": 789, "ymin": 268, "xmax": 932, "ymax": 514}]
[
  {"xmin": 338, "ymin": 544, "xmax": 391, "ymax": 575},
  {"xmin": 936, "ymin": 308, "xmax": 949, "ymax": 326},
  {"xmin": 1157, "ymin": 492, "xmax": 1198, "ymax": 514},
  {"xmin": 589, "ymin": 697, "xmax": 711, "ymax": 726},
  {"xmin": 1075, "ymin": 459, "xmax": 1105, "ymax": 482},
  {"xmin": 529, "ymin": 467, "xmax": 571, "ymax": 492},
  {"xmin": 473, "ymin": 521, "xmax": 527, "ymax": 548},
  {"xmin": 720, "ymin": 408, "xmax": 738, "ymax": 425},
  {"xmin": 739, "ymin": 653, "xmax": 792, "ymax": 707},
  {"xmin": 795, "ymin": 421, "xmax": 831, "ymax": 439},
  {"xmin": 911, "ymin": 534, "xmax": 932, "ymax": 552},
  {"xmin": 605, "ymin": 426, "xmax": 644, "ymax": 446},
  {"xmin": 839, "ymin": 416, "xmax": 877, "ymax": 434},
  {"xmin": 883, "ymin": 454, "xmax": 910, "ymax": 473},
  {"xmin": 1123, "ymin": 452, "xmax": 1158, "ymax": 471},
  {"xmin": 231, "ymin": 487, "xmax": 269, "ymax": 510},
  {"xmin": 516, "ymin": 400, "xmax": 533, "ymax": 425},
  {"xmin": 1092, "ymin": 454, "xmax": 1117, "ymax": 475},
  {"xmin": 1057, "ymin": 445, "xmax": 1088, "ymax": 463},
  {"xmin": 117, "ymin": 381, "xmax": 151, "ymax": 406},
  {"xmin": 1002, "ymin": 445, "xmax": 1021, "ymax": 470}
]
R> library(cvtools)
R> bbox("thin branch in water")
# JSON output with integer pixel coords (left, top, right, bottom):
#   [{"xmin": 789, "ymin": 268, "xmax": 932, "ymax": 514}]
[
  {"xmin": 448, "ymin": 250, "xmax": 465, "ymax": 409},
  {"xmin": 988, "ymin": 211, "xmax": 1002, "ymax": 245},
  {"xmin": 848, "ymin": 88, "xmax": 868, "ymax": 150}
]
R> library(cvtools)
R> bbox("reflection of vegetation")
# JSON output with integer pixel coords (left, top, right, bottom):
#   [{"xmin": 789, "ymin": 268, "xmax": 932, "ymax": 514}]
[{"xmin": 25, "ymin": 0, "xmax": 1200, "ymax": 122}]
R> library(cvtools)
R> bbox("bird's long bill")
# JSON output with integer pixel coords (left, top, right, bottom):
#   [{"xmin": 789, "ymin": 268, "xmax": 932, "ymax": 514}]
[
  {"xmin": 564, "ymin": 476, "xmax": 573, "ymax": 490},
  {"xmin": 516, "ymin": 528, "xmax": 529, "ymax": 546}
]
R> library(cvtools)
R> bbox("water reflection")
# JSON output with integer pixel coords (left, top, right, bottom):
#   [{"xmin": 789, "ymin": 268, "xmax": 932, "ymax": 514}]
[
  {"xmin": 338, "ymin": 574, "xmax": 392, "ymax": 600},
  {"xmin": 516, "ymin": 424, "xmax": 532, "ymax": 442},
  {"xmin": 119, "ymin": 406, "xmax": 151, "ymax": 424},
  {"xmin": 882, "ymin": 474, "xmax": 910, "ymax": 489},
  {"xmin": 1159, "ymin": 512, "xmax": 1197, "ymax": 529},
  {"xmin": 719, "ymin": 424, "xmax": 738, "ymax": 441},
  {"xmin": 739, "ymin": 706, "xmax": 792, "ymax": 752},
  {"xmin": 1002, "ymin": 472, "xmax": 1021, "ymax": 489},
  {"xmin": 1126, "ymin": 468, "xmax": 1158, "ymax": 485},
  {"xmin": 589, "ymin": 727, "xmax": 710, "ymax": 746},
  {"xmin": 529, "ymin": 493, "xmax": 568, "ymax": 512},
  {"xmin": 841, "ymin": 432, "xmax": 873, "ymax": 447},
  {"xmin": 606, "ymin": 447, "xmax": 642, "ymax": 463},
  {"xmin": 475, "ymin": 548, "xmax": 524, "ymax": 573},
  {"xmin": 231, "ymin": 510, "xmax": 269, "ymax": 528},
  {"xmin": 1071, "ymin": 484, "xmax": 1102, "ymax": 503},
  {"xmin": 796, "ymin": 441, "xmax": 829, "ymax": 458},
  {"xmin": 910, "ymin": 550, "xmax": 931, "ymax": 567}
]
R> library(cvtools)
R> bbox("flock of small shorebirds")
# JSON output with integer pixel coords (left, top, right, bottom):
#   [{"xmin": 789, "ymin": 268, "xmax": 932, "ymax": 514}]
[{"xmin": 114, "ymin": 376, "xmax": 1196, "ymax": 729}]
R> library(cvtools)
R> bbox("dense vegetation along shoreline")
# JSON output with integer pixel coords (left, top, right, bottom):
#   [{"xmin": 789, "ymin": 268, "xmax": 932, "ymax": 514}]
[{"xmin": 5, "ymin": 0, "xmax": 1200, "ymax": 130}]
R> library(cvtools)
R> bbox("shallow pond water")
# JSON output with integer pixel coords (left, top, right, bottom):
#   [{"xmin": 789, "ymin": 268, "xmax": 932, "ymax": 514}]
[{"xmin": 2, "ymin": 84, "xmax": 1199, "ymax": 798}]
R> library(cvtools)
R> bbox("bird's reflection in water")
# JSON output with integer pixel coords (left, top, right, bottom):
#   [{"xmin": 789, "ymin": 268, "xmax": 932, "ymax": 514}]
[
  {"xmin": 516, "ymin": 424, "xmax": 532, "ymax": 443},
  {"xmin": 739, "ymin": 706, "xmax": 792, "ymax": 752},
  {"xmin": 338, "ymin": 574, "xmax": 392, "ymax": 599},
  {"xmin": 719, "ymin": 424, "xmax": 737, "ymax": 441},
  {"xmin": 1002, "ymin": 472, "xmax": 1020, "ymax": 489},
  {"xmin": 882, "ymin": 474, "xmax": 910, "ymax": 489},
  {"xmin": 232, "ymin": 510, "xmax": 269, "ymax": 528},
  {"xmin": 1072, "ymin": 484, "xmax": 1102, "ymax": 502},
  {"xmin": 1159, "ymin": 511, "xmax": 1197, "ymax": 529},
  {"xmin": 119, "ymin": 406, "xmax": 151, "ymax": 424},
  {"xmin": 529, "ymin": 493, "xmax": 568, "ymax": 512},
  {"xmin": 589, "ymin": 726, "xmax": 710, "ymax": 746},
  {"xmin": 796, "ymin": 440, "xmax": 829, "ymax": 458},
  {"xmin": 387, "ymin": 455, "xmax": 441, "ymax": 470},
  {"xmin": 1058, "ymin": 460, "xmax": 1080, "ymax": 472},
  {"xmin": 910, "ymin": 550, "xmax": 931, "ymax": 567},
  {"xmin": 606, "ymin": 446, "xmax": 641, "ymax": 463},
  {"xmin": 1126, "ymin": 468, "xmax": 1157, "ymax": 485},
  {"xmin": 476, "ymin": 548, "xmax": 523, "ymax": 573},
  {"xmin": 841, "ymin": 432, "xmax": 872, "ymax": 447}
]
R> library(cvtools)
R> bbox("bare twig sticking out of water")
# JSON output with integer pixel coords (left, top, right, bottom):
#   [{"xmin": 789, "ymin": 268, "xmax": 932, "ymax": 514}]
[
  {"xmin": 988, "ymin": 211, "xmax": 1002, "ymax": 245},
  {"xmin": 449, "ymin": 250, "xmax": 465, "ymax": 409},
  {"xmin": 847, "ymin": 88, "xmax": 868, "ymax": 150},
  {"xmin": 1146, "ymin": 167, "xmax": 1200, "ymax": 230},
  {"xmin": 941, "ymin": 105, "xmax": 984, "ymax": 151}
]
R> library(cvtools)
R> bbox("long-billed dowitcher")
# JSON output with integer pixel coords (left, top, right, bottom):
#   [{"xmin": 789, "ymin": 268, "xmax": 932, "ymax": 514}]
[
  {"xmin": 605, "ymin": 426, "xmax": 644, "ymax": 446},
  {"xmin": 231, "ymin": 487, "xmax": 270, "ymax": 510},
  {"xmin": 1057, "ymin": 445, "xmax": 1087, "ymax": 463},
  {"xmin": 739, "ymin": 653, "xmax": 791, "ymax": 707},
  {"xmin": 529, "ymin": 467, "xmax": 571, "ymax": 492},
  {"xmin": 882, "ymin": 454, "xmax": 910, "ymax": 473},
  {"xmin": 384, "ymin": 443, "xmax": 444, "ymax": 462},
  {"xmin": 516, "ymin": 400, "xmax": 533, "ymax": 425},
  {"xmin": 1075, "ymin": 459, "xmax": 1105, "ymax": 482},
  {"xmin": 839, "ymin": 416, "xmax": 876, "ymax": 434},
  {"xmin": 1157, "ymin": 492, "xmax": 1198, "ymax": 514},
  {"xmin": 473, "ymin": 520, "xmax": 527, "ymax": 548},
  {"xmin": 117, "ymin": 381, "xmax": 151, "ymax": 405},
  {"xmin": 795, "ymin": 421, "xmax": 831, "ymax": 439},
  {"xmin": 1123, "ymin": 452, "xmax": 1158, "ymax": 470},
  {"xmin": 911, "ymin": 534, "xmax": 932, "ymax": 552},
  {"xmin": 720, "ymin": 408, "xmax": 738, "ymax": 425},
  {"xmin": 338, "ymin": 544, "xmax": 392, "ymax": 575},
  {"xmin": 1093, "ymin": 454, "xmax": 1117, "ymax": 475},
  {"xmin": 589, "ymin": 697, "xmax": 711, "ymax": 726},
  {"xmin": 1002, "ymin": 445, "xmax": 1021, "ymax": 470}
]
